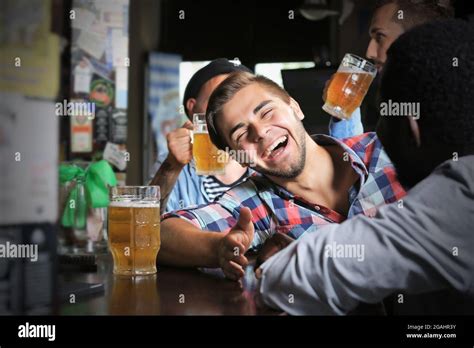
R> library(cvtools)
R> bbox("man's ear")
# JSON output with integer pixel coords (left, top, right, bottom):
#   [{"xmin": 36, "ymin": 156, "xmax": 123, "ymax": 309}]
[
  {"xmin": 186, "ymin": 98, "xmax": 197, "ymax": 117},
  {"xmin": 407, "ymin": 116, "xmax": 421, "ymax": 147},
  {"xmin": 289, "ymin": 97, "xmax": 304, "ymax": 120}
]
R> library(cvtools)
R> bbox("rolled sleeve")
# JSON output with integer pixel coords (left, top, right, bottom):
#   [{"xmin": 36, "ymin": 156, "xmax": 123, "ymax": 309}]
[
  {"xmin": 162, "ymin": 202, "xmax": 237, "ymax": 232},
  {"xmin": 328, "ymin": 108, "xmax": 364, "ymax": 139}
]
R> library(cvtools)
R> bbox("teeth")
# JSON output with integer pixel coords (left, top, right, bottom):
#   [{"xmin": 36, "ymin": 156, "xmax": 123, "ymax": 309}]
[{"xmin": 265, "ymin": 136, "xmax": 287, "ymax": 157}]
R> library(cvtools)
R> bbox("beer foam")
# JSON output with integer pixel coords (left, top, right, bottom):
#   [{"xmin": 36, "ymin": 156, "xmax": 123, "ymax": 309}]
[
  {"xmin": 338, "ymin": 67, "xmax": 373, "ymax": 74},
  {"xmin": 109, "ymin": 201, "xmax": 160, "ymax": 208}
]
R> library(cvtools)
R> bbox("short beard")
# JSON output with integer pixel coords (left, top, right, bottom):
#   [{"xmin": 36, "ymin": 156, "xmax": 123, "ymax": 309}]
[{"xmin": 257, "ymin": 118, "xmax": 307, "ymax": 179}]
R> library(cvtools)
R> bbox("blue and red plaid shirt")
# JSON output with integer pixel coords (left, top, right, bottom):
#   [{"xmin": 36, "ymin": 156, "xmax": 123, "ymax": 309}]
[{"xmin": 163, "ymin": 133, "xmax": 406, "ymax": 248}]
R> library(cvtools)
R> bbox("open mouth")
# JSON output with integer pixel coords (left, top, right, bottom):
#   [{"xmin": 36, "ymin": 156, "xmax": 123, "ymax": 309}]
[{"xmin": 263, "ymin": 135, "xmax": 289, "ymax": 160}]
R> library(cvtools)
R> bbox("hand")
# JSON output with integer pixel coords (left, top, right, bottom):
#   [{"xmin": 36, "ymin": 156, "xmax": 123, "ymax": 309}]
[
  {"xmin": 322, "ymin": 74, "xmax": 335, "ymax": 103},
  {"xmin": 165, "ymin": 120, "xmax": 193, "ymax": 168},
  {"xmin": 217, "ymin": 207, "xmax": 254, "ymax": 281},
  {"xmin": 255, "ymin": 232, "xmax": 294, "ymax": 279}
]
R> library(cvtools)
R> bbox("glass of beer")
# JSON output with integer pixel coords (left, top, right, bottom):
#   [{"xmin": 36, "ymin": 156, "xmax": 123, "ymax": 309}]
[
  {"xmin": 323, "ymin": 53, "xmax": 377, "ymax": 120},
  {"xmin": 192, "ymin": 113, "xmax": 227, "ymax": 175},
  {"xmin": 108, "ymin": 186, "xmax": 161, "ymax": 275}
]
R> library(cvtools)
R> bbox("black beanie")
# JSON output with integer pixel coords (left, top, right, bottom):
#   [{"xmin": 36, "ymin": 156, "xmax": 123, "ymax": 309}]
[{"xmin": 183, "ymin": 58, "xmax": 251, "ymax": 116}]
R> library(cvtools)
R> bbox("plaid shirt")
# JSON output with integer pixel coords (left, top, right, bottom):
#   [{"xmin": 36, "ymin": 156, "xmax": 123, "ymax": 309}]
[{"xmin": 163, "ymin": 133, "xmax": 406, "ymax": 248}]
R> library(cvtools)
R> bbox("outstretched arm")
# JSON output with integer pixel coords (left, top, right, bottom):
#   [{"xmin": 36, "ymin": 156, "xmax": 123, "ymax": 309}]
[
  {"xmin": 158, "ymin": 207, "xmax": 255, "ymax": 281},
  {"xmin": 158, "ymin": 217, "xmax": 222, "ymax": 267}
]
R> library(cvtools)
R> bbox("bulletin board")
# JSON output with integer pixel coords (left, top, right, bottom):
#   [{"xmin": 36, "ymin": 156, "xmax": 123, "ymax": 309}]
[{"xmin": 69, "ymin": 0, "xmax": 129, "ymax": 172}]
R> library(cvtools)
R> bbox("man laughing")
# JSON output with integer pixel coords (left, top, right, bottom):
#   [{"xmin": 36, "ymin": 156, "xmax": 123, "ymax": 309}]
[{"xmin": 158, "ymin": 72, "xmax": 405, "ymax": 280}]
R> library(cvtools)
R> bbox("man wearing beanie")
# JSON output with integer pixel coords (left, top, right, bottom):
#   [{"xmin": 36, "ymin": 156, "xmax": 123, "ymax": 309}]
[{"xmin": 151, "ymin": 58, "xmax": 362, "ymax": 213}]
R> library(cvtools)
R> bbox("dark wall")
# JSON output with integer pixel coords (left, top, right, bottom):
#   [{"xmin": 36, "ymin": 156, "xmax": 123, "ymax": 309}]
[
  {"xmin": 127, "ymin": 0, "xmax": 161, "ymax": 185},
  {"xmin": 159, "ymin": 0, "xmax": 337, "ymax": 67}
]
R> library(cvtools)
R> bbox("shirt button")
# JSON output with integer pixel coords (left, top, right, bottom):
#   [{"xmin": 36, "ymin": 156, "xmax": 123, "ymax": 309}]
[{"xmin": 314, "ymin": 206, "xmax": 321, "ymax": 211}]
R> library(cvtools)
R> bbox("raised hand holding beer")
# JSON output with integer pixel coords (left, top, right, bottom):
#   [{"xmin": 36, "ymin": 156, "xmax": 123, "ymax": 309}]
[
  {"xmin": 323, "ymin": 53, "xmax": 377, "ymax": 120},
  {"xmin": 165, "ymin": 120, "xmax": 193, "ymax": 168}
]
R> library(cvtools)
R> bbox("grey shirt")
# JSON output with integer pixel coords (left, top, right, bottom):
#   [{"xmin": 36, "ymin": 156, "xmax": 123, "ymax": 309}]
[{"xmin": 258, "ymin": 156, "xmax": 474, "ymax": 315}]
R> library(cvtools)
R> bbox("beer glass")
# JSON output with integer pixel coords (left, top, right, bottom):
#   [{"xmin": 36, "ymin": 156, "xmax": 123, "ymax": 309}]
[
  {"xmin": 192, "ymin": 113, "xmax": 227, "ymax": 175},
  {"xmin": 108, "ymin": 186, "xmax": 161, "ymax": 275},
  {"xmin": 323, "ymin": 53, "xmax": 377, "ymax": 120}
]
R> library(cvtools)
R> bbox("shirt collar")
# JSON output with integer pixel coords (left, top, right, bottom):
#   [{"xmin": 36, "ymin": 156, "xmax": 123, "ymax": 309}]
[
  {"xmin": 262, "ymin": 134, "xmax": 369, "ymax": 200},
  {"xmin": 311, "ymin": 134, "xmax": 369, "ymax": 177}
]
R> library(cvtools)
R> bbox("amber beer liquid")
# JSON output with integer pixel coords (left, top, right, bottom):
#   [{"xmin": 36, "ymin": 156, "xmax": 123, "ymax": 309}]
[
  {"xmin": 193, "ymin": 132, "xmax": 226, "ymax": 175},
  {"xmin": 108, "ymin": 202, "xmax": 160, "ymax": 275},
  {"xmin": 108, "ymin": 187, "xmax": 161, "ymax": 275},
  {"xmin": 193, "ymin": 113, "xmax": 227, "ymax": 175},
  {"xmin": 323, "ymin": 54, "xmax": 377, "ymax": 120}
]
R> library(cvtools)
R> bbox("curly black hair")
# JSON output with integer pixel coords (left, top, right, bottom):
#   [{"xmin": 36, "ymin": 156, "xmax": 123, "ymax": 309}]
[{"xmin": 380, "ymin": 19, "xmax": 474, "ymax": 155}]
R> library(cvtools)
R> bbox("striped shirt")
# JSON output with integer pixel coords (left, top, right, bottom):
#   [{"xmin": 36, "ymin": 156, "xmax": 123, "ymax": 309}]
[
  {"xmin": 202, "ymin": 170, "xmax": 249, "ymax": 202},
  {"xmin": 163, "ymin": 133, "xmax": 406, "ymax": 248}
]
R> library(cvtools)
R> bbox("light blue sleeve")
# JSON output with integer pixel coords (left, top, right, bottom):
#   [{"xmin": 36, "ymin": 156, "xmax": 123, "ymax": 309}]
[
  {"xmin": 328, "ymin": 108, "xmax": 364, "ymax": 139},
  {"xmin": 165, "ymin": 183, "xmax": 186, "ymax": 213},
  {"xmin": 165, "ymin": 164, "xmax": 209, "ymax": 213}
]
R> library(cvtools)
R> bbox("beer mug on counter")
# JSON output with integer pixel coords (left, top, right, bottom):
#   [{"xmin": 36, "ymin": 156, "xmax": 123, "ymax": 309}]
[
  {"xmin": 108, "ymin": 186, "xmax": 161, "ymax": 275},
  {"xmin": 192, "ymin": 113, "xmax": 227, "ymax": 175},
  {"xmin": 323, "ymin": 53, "xmax": 377, "ymax": 120}
]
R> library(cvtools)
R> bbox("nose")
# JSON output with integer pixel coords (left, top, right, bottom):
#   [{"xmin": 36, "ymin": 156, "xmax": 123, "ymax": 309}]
[
  {"xmin": 248, "ymin": 121, "xmax": 270, "ymax": 143},
  {"xmin": 366, "ymin": 39, "xmax": 377, "ymax": 61}
]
